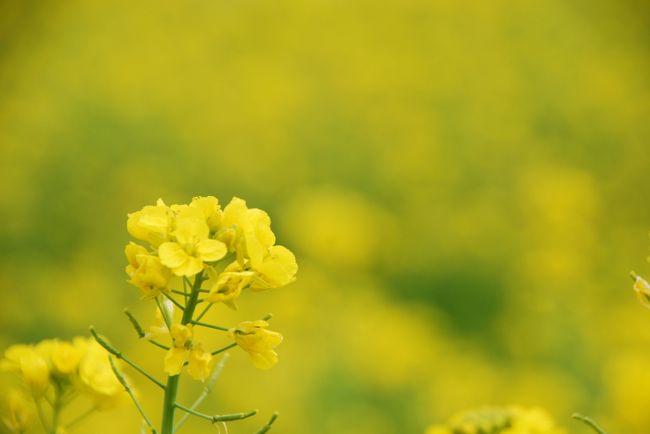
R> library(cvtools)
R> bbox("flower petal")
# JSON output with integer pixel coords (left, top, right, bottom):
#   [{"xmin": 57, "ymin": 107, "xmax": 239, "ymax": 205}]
[
  {"xmin": 158, "ymin": 242, "xmax": 188, "ymax": 269},
  {"xmin": 164, "ymin": 348, "xmax": 188, "ymax": 376},
  {"xmin": 196, "ymin": 239, "xmax": 227, "ymax": 262}
]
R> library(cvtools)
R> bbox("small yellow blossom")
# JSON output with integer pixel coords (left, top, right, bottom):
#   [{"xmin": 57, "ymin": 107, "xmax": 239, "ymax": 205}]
[
  {"xmin": 1, "ymin": 389, "xmax": 31, "ymax": 434},
  {"xmin": 164, "ymin": 324, "xmax": 213, "ymax": 381},
  {"xmin": 159, "ymin": 208, "xmax": 228, "ymax": 276},
  {"xmin": 250, "ymin": 245, "xmax": 298, "ymax": 290},
  {"xmin": 230, "ymin": 321, "xmax": 283, "ymax": 370},
  {"xmin": 206, "ymin": 263, "xmax": 255, "ymax": 309},
  {"xmin": 35, "ymin": 339, "xmax": 83, "ymax": 376},
  {"xmin": 219, "ymin": 197, "xmax": 276, "ymax": 267},
  {"xmin": 127, "ymin": 200, "xmax": 172, "ymax": 247},
  {"xmin": 632, "ymin": 273, "xmax": 650, "ymax": 308},
  {"xmin": 190, "ymin": 196, "xmax": 223, "ymax": 233},
  {"xmin": 426, "ymin": 406, "xmax": 564, "ymax": 434},
  {"xmin": 1, "ymin": 345, "xmax": 50, "ymax": 397},
  {"xmin": 125, "ymin": 242, "xmax": 172, "ymax": 297},
  {"xmin": 77, "ymin": 338, "xmax": 124, "ymax": 407}
]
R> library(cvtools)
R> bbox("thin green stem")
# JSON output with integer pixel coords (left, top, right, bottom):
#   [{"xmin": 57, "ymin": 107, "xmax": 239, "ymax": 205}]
[
  {"xmin": 254, "ymin": 412, "xmax": 279, "ymax": 434},
  {"xmin": 110, "ymin": 357, "xmax": 158, "ymax": 434},
  {"xmin": 160, "ymin": 271, "xmax": 205, "ymax": 434},
  {"xmin": 90, "ymin": 327, "xmax": 165, "ymax": 390},
  {"xmin": 124, "ymin": 309, "xmax": 146, "ymax": 338},
  {"xmin": 211, "ymin": 343, "xmax": 237, "ymax": 356},
  {"xmin": 51, "ymin": 383, "xmax": 62, "ymax": 434},
  {"xmin": 195, "ymin": 302, "xmax": 214, "ymax": 322},
  {"xmin": 191, "ymin": 320, "xmax": 229, "ymax": 332},
  {"xmin": 147, "ymin": 339, "xmax": 171, "ymax": 351},
  {"xmin": 162, "ymin": 292, "xmax": 185, "ymax": 311},
  {"xmin": 36, "ymin": 398, "xmax": 51, "ymax": 433},
  {"xmin": 174, "ymin": 403, "xmax": 257, "ymax": 423},
  {"xmin": 155, "ymin": 297, "xmax": 173, "ymax": 331},
  {"xmin": 66, "ymin": 405, "xmax": 96, "ymax": 429},
  {"xmin": 174, "ymin": 353, "xmax": 230, "ymax": 432},
  {"xmin": 572, "ymin": 413, "xmax": 608, "ymax": 434}
]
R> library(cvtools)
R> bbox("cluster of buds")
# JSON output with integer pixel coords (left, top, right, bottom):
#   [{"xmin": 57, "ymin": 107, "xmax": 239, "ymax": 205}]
[
  {"xmin": 91, "ymin": 195, "xmax": 297, "ymax": 434},
  {"xmin": 0, "ymin": 337, "xmax": 125, "ymax": 433},
  {"xmin": 426, "ymin": 406, "xmax": 565, "ymax": 434}
]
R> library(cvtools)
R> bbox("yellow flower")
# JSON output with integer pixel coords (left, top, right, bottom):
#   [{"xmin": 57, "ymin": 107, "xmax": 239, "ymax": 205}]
[
  {"xmin": 230, "ymin": 320, "xmax": 283, "ymax": 370},
  {"xmin": 164, "ymin": 324, "xmax": 213, "ymax": 381},
  {"xmin": 430, "ymin": 406, "xmax": 564, "ymax": 434},
  {"xmin": 190, "ymin": 196, "xmax": 223, "ymax": 233},
  {"xmin": 125, "ymin": 242, "xmax": 172, "ymax": 297},
  {"xmin": 632, "ymin": 273, "xmax": 650, "ymax": 308},
  {"xmin": 206, "ymin": 263, "xmax": 254, "ymax": 309},
  {"xmin": 219, "ymin": 197, "xmax": 276, "ymax": 267},
  {"xmin": 1, "ymin": 345, "xmax": 50, "ymax": 397},
  {"xmin": 425, "ymin": 427, "xmax": 450, "ymax": 434},
  {"xmin": 158, "ymin": 208, "xmax": 227, "ymax": 276},
  {"xmin": 250, "ymin": 245, "xmax": 298, "ymax": 290},
  {"xmin": 77, "ymin": 338, "xmax": 123, "ymax": 407},
  {"xmin": 35, "ymin": 339, "xmax": 83, "ymax": 376},
  {"xmin": 127, "ymin": 199, "xmax": 172, "ymax": 247},
  {"xmin": 1, "ymin": 389, "xmax": 31, "ymax": 434}
]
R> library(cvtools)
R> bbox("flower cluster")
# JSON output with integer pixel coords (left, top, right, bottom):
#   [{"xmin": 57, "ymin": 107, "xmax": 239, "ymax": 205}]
[
  {"xmin": 426, "ymin": 406, "xmax": 565, "ymax": 434},
  {"xmin": 126, "ymin": 196, "xmax": 297, "ymax": 304},
  {"xmin": 124, "ymin": 196, "xmax": 297, "ymax": 381},
  {"xmin": 0, "ymin": 337, "xmax": 125, "ymax": 433}
]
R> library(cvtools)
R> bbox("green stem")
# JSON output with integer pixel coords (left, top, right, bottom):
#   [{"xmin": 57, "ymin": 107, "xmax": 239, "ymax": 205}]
[
  {"xmin": 36, "ymin": 398, "xmax": 51, "ymax": 433},
  {"xmin": 174, "ymin": 403, "xmax": 257, "ymax": 423},
  {"xmin": 191, "ymin": 320, "xmax": 229, "ymax": 331},
  {"xmin": 66, "ymin": 405, "xmax": 96, "ymax": 429},
  {"xmin": 254, "ymin": 412, "xmax": 279, "ymax": 434},
  {"xmin": 174, "ymin": 353, "xmax": 230, "ymax": 432},
  {"xmin": 51, "ymin": 383, "xmax": 62, "ymax": 434},
  {"xmin": 90, "ymin": 327, "xmax": 165, "ymax": 390},
  {"xmin": 160, "ymin": 271, "xmax": 204, "ymax": 434},
  {"xmin": 110, "ymin": 357, "xmax": 158, "ymax": 434},
  {"xmin": 572, "ymin": 413, "xmax": 609, "ymax": 434}
]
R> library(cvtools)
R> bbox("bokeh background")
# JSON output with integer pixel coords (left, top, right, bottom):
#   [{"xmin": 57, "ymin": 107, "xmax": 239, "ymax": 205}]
[{"xmin": 1, "ymin": 0, "xmax": 650, "ymax": 433}]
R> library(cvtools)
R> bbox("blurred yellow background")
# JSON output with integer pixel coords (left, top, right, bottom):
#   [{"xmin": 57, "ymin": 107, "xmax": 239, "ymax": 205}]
[{"xmin": 1, "ymin": 0, "xmax": 650, "ymax": 433}]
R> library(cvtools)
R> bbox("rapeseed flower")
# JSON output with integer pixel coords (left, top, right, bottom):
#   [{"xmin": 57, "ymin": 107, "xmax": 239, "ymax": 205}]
[
  {"xmin": 426, "ymin": 406, "xmax": 564, "ymax": 434},
  {"xmin": 125, "ymin": 242, "xmax": 172, "ymax": 297},
  {"xmin": 632, "ymin": 272, "xmax": 650, "ymax": 308},
  {"xmin": 1, "ymin": 389, "xmax": 31, "ymax": 434},
  {"xmin": 127, "ymin": 200, "xmax": 172, "ymax": 247},
  {"xmin": 158, "ymin": 207, "xmax": 228, "ymax": 276},
  {"xmin": 230, "ymin": 321, "xmax": 283, "ymax": 369},
  {"xmin": 164, "ymin": 324, "xmax": 213, "ymax": 381}
]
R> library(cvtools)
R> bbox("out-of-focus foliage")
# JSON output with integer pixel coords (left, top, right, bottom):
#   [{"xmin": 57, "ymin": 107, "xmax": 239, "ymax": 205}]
[{"xmin": 1, "ymin": 0, "xmax": 649, "ymax": 433}]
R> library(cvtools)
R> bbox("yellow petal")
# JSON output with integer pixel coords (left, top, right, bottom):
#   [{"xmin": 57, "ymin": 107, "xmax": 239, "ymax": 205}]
[
  {"xmin": 170, "ymin": 324, "xmax": 193, "ymax": 347},
  {"xmin": 249, "ymin": 350, "xmax": 278, "ymax": 370},
  {"xmin": 172, "ymin": 256, "xmax": 203, "ymax": 277},
  {"xmin": 187, "ymin": 348, "xmax": 212, "ymax": 381},
  {"xmin": 158, "ymin": 242, "xmax": 188, "ymax": 269},
  {"xmin": 164, "ymin": 348, "xmax": 188, "ymax": 376},
  {"xmin": 196, "ymin": 239, "xmax": 227, "ymax": 262}
]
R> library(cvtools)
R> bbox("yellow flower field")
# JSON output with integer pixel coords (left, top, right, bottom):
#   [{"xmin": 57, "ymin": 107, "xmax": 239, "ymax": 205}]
[{"xmin": 1, "ymin": 0, "xmax": 649, "ymax": 433}]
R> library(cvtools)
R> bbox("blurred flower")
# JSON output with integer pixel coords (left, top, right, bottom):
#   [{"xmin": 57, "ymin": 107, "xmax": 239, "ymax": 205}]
[
  {"xmin": 0, "ymin": 389, "xmax": 31, "ymax": 434},
  {"xmin": 0, "ymin": 345, "xmax": 49, "ymax": 397},
  {"xmin": 230, "ymin": 320, "xmax": 283, "ymax": 370},
  {"xmin": 631, "ymin": 272, "xmax": 650, "ymax": 308},
  {"xmin": 426, "ymin": 406, "xmax": 564, "ymax": 434}
]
